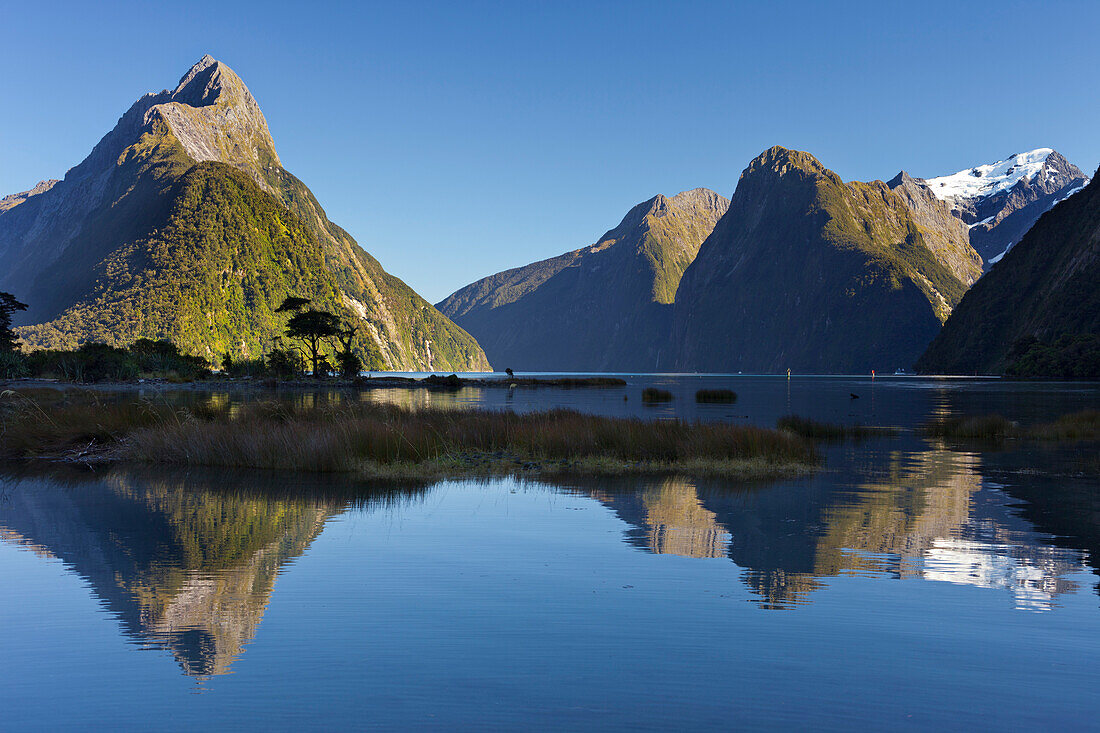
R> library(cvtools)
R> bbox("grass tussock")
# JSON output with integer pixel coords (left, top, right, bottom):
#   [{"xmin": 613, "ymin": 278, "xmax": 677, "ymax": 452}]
[
  {"xmin": 696, "ymin": 389, "xmax": 737, "ymax": 403},
  {"xmin": 641, "ymin": 388, "xmax": 674, "ymax": 403},
  {"xmin": 0, "ymin": 390, "xmax": 818, "ymax": 479},
  {"xmin": 922, "ymin": 410, "xmax": 1100, "ymax": 443},
  {"xmin": 777, "ymin": 415, "xmax": 900, "ymax": 441}
]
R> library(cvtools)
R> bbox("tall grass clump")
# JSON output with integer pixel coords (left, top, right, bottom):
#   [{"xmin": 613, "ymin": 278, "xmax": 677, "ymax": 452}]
[
  {"xmin": 0, "ymin": 391, "xmax": 819, "ymax": 479},
  {"xmin": 1030, "ymin": 410, "xmax": 1100, "ymax": 441},
  {"xmin": 696, "ymin": 389, "xmax": 737, "ymax": 403},
  {"xmin": 920, "ymin": 415, "xmax": 1016, "ymax": 442},
  {"xmin": 641, "ymin": 388, "xmax": 674, "ymax": 403},
  {"xmin": 777, "ymin": 415, "xmax": 899, "ymax": 441}
]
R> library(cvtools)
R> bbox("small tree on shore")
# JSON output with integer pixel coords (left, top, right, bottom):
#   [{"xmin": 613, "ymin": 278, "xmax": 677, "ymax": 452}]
[
  {"xmin": 0, "ymin": 292, "xmax": 29, "ymax": 353},
  {"xmin": 286, "ymin": 309, "xmax": 342, "ymax": 378}
]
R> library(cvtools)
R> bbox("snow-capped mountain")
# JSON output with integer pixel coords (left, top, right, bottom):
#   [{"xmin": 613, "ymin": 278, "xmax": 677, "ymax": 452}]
[{"xmin": 917, "ymin": 148, "xmax": 1089, "ymax": 266}]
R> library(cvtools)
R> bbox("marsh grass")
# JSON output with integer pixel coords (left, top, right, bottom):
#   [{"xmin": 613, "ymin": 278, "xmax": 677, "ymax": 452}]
[
  {"xmin": 777, "ymin": 415, "xmax": 899, "ymax": 441},
  {"xmin": 921, "ymin": 410, "xmax": 1100, "ymax": 443},
  {"xmin": 641, "ymin": 388, "xmax": 674, "ymax": 403},
  {"xmin": 0, "ymin": 390, "xmax": 818, "ymax": 479},
  {"xmin": 695, "ymin": 389, "xmax": 737, "ymax": 403}
]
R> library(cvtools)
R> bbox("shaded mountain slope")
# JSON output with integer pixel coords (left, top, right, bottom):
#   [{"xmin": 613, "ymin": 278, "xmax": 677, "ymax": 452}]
[
  {"xmin": 672, "ymin": 147, "xmax": 979, "ymax": 373},
  {"xmin": 438, "ymin": 188, "xmax": 728, "ymax": 371}
]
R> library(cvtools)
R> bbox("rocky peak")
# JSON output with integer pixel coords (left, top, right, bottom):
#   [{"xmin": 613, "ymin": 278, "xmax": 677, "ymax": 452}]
[
  {"xmin": 0, "ymin": 179, "xmax": 60, "ymax": 213},
  {"xmin": 149, "ymin": 55, "xmax": 281, "ymax": 178}
]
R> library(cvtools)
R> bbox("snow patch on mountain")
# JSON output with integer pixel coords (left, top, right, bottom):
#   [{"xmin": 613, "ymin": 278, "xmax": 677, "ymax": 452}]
[{"xmin": 924, "ymin": 148, "xmax": 1054, "ymax": 202}]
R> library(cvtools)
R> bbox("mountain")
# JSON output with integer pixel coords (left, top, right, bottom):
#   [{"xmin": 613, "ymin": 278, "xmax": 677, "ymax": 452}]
[
  {"xmin": 437, "ymin": 188, "xmax": 728, "ymax": 371},
  {"xmin": 0, "ymin": 179, "xmax": 58, "ymax": 214},
  {"xmin": 917, "ymin": 168, "xmax": 1100, "ymax": 375},
  {"xmin": 918, "ymin": 148, "xmax": 1089, "ymax": 265},
  {"xmin": 0, "ymin": 56, "xmax": 489, "ymax": 370},
  {"xmin": 671, "ymin": 147, "xmax": 981, "ymax": 373}
]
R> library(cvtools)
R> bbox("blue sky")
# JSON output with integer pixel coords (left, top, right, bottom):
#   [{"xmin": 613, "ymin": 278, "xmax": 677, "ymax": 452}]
[{"xmin": 1, "ymin": 0, "xmax": 1096, "ymax": 303}]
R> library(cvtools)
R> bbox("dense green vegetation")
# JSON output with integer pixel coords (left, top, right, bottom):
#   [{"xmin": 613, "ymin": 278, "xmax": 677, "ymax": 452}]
[
  {"xmin": 19, "ymin": 162, "xmax": 353, "ymax": 362},
  {"xmin": 1004, "ymin": 334, "xmax": 1100, "ymax": 379},
  {"xmin": 5, "ymin": 57, "xmax": 489, "ymax": 372},
  {"xmin": 918, "ymin": 170, "xmax": 1100, "ymax": 375},
  {"xmin": 1, "ymin": 340, "xmax": 211, "ymax": 382}
]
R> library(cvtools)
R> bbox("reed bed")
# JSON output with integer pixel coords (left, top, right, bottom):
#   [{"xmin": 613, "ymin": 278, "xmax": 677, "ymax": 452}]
[
  {"xmin": 641, "ymin": 388, "xmax": 674, "ymax": 403},
  {"xmin": 777, "ymin": 415, "xmax": 900, "ymax": 441},
  {"xmin": 0, "ymin": 391, "xmax": 818, "ymax": 479},
  {"xmin": 696, "ymin": 389, "xmax": 737, "ymax": 403},
  {"xmin": 921, "ymin": 410, "xmax": 1100, "ymax": 442}
]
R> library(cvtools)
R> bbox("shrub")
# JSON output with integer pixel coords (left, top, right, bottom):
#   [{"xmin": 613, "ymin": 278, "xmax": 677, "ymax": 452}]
[
  {"xmin": 266, "ymin": 348, "xmax": 304, "ymax": 379},
  {"xmin": 0, "ymin": 351, "xmax": 28, "ymax": 379}
]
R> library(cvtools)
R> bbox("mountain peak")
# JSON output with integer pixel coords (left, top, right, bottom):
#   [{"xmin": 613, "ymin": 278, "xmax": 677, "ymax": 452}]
[
  {"xmin": 921, "ymin": 148, "xmax": 1072, "ymax": 203},
  {"xmin": 740, "ymin": 146, "xmax": 836, "ymax": 186},
  {"xmin": 150, "ymin": 55, "xmax": 281, "ymax": 178}
]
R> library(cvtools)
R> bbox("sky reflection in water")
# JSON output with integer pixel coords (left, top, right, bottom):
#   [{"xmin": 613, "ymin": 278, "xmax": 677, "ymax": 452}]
[{"xmin": 1, "ymin": 376, "xmax": 1098, "ymax": 729}]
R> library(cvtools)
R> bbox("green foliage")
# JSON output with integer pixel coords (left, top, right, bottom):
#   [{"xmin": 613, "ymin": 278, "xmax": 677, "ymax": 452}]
[
  {"xmin": 266, "ymin": 348, "xmax": 304, "ymax": 378},
  {"xmin": 18, "ymin": 339, "xmax": 210, "ymax": 383},
  {"xmin": 0, "ymin": 351, "xmax": 28, "ymax": 378},
  {"xmin": 285, "ymin": 309, "xmax": 342, "ymax": 378},
  {"xmin": 1004, "ymin": 334, "xmax": 1100, "ymax": 379},
  {"xmin": 0, "ymin": 292, "xmax": 28, "ymax": 352},
  {"xmin": 19, "ymin": 160, "xmax": 347, "ymax": 363}
]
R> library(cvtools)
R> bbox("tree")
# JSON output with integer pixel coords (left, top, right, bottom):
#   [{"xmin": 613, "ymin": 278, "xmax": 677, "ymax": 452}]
[
  {"xmin": 285, "ymin": 309, "xmax": 341, "ymax": 378},
  {"xmin": 0, "ymin": 292, "xmax": 29, "ymax": 353},
  {"xmin": 332, "ymin": 324, "xmax": 362, "ymax": 378},
  {"xmin": 275, "ymin": 296, "xmax": 311, "ymax": 313}
]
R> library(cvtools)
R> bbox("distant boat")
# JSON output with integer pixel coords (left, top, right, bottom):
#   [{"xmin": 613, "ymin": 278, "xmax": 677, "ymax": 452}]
[{"xmin": 894, "ymin": 368, "xmax": 912, "ymax": 376}]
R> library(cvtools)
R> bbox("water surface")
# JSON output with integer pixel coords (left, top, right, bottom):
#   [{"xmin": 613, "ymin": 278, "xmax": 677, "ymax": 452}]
[{"xmin": 2, "ymin": 376, "xmax": 1098, "ymax": 730}]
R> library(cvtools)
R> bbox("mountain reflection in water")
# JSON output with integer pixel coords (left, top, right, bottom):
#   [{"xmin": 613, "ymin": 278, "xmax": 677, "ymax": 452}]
[
  {"xmin": 562, "ymin": 444, "xmax": 1093, "ymax": 610},
  {"xmin": 0, "ymin": 467, "xmax": 430, "ymax": 678},
  {"xmin": 0, "ymin": 438, "xmax": 1096, "ymax": 683}
]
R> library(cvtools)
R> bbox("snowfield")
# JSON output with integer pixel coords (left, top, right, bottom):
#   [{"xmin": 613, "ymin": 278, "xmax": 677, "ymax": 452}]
[{"xmin": 923, "ymin": 148, "xmax": 1055, "ymax": 202}]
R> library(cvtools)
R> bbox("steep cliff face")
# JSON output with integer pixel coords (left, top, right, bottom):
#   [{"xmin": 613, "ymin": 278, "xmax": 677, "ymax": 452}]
[
  {"xmin": 0, "ymin": 56, "xmax": 488, "ymax": 370},
  {"xmin": 887, "ymin": 171, "xmax": 983, "ymax": 286},
  {"xmin": 438, "ymin": 188, "xmax": 728, "ymax": 371},
  {"xmin": 672, "ymin": 147, "xmax": 975, "ymax": 373},
  {"xmin": 918, "ymin": 168, "xmax": 1100, "ymax": 375}
]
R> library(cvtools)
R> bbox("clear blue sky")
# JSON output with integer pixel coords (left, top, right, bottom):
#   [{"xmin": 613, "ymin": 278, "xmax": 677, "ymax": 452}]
[{"xmin": 2, "ymin": 0, "xmax": 1097, "ymax": 303}]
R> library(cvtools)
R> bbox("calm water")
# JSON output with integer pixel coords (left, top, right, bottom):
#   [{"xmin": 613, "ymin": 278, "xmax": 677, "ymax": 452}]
[{"xmin": 2, "ymin": 376, "xmax": 1099, "ymax": 730}]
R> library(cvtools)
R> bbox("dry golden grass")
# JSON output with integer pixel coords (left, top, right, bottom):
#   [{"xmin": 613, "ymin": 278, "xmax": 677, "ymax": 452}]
[{"xmin": 0, "ymin": 390, "xmax": 818, "ymax": 479}]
